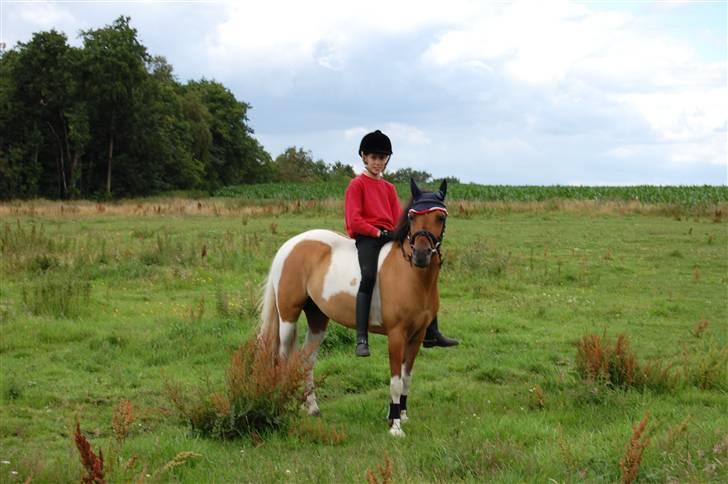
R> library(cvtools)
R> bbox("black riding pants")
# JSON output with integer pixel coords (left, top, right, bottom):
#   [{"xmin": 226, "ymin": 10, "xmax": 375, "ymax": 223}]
[{"xmin": 355, "ymin": 235, "xmax": 387, "ymax": 297}]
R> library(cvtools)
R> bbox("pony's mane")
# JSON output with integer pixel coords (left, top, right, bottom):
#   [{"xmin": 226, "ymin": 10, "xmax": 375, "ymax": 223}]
[{"xmin": 392, "ymin": 197, "xmax": 414, "ymax": 244}]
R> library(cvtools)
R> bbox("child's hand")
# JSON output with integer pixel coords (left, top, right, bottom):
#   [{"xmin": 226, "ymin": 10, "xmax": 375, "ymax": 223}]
[{"xmin": 380, "ymin": 230, "xmax": 393, "ymax": 243}]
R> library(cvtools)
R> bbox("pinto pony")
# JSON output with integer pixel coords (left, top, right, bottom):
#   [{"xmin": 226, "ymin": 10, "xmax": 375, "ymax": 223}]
[{"xmin": 258, "ymin": 179, "xmax": 448, "ymax": 437}]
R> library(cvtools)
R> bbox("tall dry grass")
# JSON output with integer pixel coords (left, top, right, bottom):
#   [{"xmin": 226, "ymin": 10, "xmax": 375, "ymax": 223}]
[
  {"xmin": 74, "ymin": 422, "xmax": 105, "ymax": 484},
  {"xmin": 619, "ymin": 413, "xmax": 652, "ymax": 484},
  {"xmin": 576, "ymin": 333, "xmax": 727, "ymax": 392},
  {"xmin": 111, "ymin": 400, "xmax": 134, "ymax": 443},
  {"xmin": 2, "ymin": 197, "xmax": 726, "ymax": 219},
  {"xmin": 576, "ymin": 334, "xmax": 638, "ymax": 387},
  {"xmin": 164, "ymin": 336, "xmax": 311, "ymax": 439},
  {"xmin": 0, "ymin": 198, "xmax": 342, "ymax": 218},
  {"xmin": 366, "ymin": 454, "xmax": 393, "ymax": 484}
]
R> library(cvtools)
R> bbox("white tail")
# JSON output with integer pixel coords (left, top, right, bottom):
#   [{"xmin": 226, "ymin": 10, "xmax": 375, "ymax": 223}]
[{"xmin": 257, "ymin": 274, "xmax": 279, "ymax": 357}]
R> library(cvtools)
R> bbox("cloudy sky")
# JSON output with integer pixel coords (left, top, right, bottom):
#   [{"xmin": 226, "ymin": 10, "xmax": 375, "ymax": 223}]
[{"xmin": 2, "ymin": 0, "xmax": 726, "ymax": 185}]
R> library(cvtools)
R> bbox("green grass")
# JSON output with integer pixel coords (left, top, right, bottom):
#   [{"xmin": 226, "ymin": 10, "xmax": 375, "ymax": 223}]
[{"xmin": 0, "ymin": 200, "xmax": 726, "ymax": 482}]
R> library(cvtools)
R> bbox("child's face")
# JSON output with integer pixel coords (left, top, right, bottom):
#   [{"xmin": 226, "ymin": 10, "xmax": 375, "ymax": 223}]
[{"xmin": 363, "ymin": 153, "xmax": 388, "ymax": 176}]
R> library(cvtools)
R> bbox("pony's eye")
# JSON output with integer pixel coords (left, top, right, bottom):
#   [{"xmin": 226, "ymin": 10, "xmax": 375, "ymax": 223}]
[{"xmin": 437, "ymin": 215, "xmax": 446, "ymax": 223}]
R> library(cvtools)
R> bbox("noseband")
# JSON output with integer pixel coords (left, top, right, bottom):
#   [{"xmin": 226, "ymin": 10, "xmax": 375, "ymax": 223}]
[{"xmin": 400, "ymin": 216, "xmax": 447, "ymax": 267}]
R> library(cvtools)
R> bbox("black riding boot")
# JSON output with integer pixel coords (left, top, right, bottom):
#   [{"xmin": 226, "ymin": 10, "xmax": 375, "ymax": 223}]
[
  {"xmin": 355, "ymin": 292, "xmax": 372, "ymax": 357},
  {"xmin": 423, "ymin": 317, "xmax": 459, "ymax": 348}
]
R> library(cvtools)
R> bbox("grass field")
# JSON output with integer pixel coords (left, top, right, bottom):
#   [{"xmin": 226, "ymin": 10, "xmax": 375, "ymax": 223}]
[{"xmin": 0, "ymin": 194, "xmax": 726, "ymax": 483}]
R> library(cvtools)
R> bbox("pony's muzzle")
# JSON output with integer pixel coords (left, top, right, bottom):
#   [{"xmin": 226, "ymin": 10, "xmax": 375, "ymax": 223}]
[
  {"xmin": 412, "ymin": 248, "xmax": 433, "ymax": 267},
  {"xmin": 407, "ymin": 229, "xmax": 442, "ymax": 268}
]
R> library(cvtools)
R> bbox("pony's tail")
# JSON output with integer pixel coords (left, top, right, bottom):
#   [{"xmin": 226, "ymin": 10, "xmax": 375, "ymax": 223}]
[{"xmin": 257, "ymin": 273, "xmax": 279, "ymax": 358}]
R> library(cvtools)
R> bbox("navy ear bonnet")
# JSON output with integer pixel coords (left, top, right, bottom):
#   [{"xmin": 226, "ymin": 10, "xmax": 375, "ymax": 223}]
[{"xmin": 409, "ymin": 178, "xmax": 448, "ymax": 215}]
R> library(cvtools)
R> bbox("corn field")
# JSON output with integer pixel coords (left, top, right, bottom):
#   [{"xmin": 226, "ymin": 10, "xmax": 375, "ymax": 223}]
[{"xmin": 217, "ymin": 182, "xmax": 728, "ymax": 206}]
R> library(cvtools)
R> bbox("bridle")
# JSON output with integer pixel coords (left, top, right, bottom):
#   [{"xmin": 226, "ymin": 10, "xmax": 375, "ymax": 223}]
[{"xmin": 400, "ymin": 210, "xmax": 447, "ymax": 267}]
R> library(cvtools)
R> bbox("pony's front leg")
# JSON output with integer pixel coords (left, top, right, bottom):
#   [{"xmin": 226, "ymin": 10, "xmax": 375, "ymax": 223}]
[
  {"xmin": 400, "ymin": 364, "xmax": 411, "ymax": 424},
  {"xmin": 400, "ymin": 329, "xmax": 425, "ymax": 425},
  {"xmin": 387, "ymin": 331, "xmax": 406, "ymax": 437}
]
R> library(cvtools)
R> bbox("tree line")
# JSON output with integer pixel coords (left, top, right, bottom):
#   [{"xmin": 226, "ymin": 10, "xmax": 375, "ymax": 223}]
[
  {"xmin": 270, "ymin": 147, "xmax": 449, "ymax": 185},
  {"xmin": 0, "ymin": 16, "xmax": 452, "ymax": 200},
  {"xmin": 0, "ymin": 16, "xmax": 274, "ymax": 199}
]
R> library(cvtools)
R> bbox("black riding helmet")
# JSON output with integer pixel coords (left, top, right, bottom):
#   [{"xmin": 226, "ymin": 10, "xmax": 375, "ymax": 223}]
[{"xmin": 359, "ymin": 130, "xmax": 393, "ymax": 156}]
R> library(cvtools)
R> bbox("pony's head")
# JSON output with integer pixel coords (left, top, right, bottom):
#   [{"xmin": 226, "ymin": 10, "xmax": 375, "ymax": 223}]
[{"xmin": 393, "ymin": 178, "xmax": 448, "ymax": 268}]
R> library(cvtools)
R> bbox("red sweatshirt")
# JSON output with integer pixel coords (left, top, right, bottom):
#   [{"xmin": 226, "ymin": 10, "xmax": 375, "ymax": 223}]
[{"xmin": 345, "ymin": 174, "xmax": 402, "ymax": 238}]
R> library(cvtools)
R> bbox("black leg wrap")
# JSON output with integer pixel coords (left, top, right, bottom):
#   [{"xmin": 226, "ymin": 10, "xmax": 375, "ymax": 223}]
[
  {"xmin": 388, "ymin": 402, "xmax": 401, "ymax": 421},
  {"xmin": 400, "ymin": 395, "xmax": 407, "ymax": 411}
]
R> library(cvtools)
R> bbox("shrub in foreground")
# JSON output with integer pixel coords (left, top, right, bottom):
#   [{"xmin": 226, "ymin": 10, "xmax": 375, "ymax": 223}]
[
  {"xmin": 576, "ymin": 333, "xmax": 727, "ymax": 391},
  {"xmin": 165, "ymin": 336, "xmax": 310, "ymax": 438}
]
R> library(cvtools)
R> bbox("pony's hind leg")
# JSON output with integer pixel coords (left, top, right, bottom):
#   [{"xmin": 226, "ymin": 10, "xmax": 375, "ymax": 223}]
[
  {"xmin": 302, "ymin": 298, "xmax": 328, "ymax": 416},
  {"xmin": 278, "ymin": 319, "xmax": 298, "ymax": 360},
  {"xmin": 276, "ymin": 274, "xmax": 308, "ymax": 360}
]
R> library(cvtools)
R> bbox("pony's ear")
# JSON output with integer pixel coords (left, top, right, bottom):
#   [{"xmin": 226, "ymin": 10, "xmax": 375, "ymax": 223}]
[
  {"xmin": 410, "ymin": 177, "xmax": 422, "ymax": 199},
  {"xmin": 438, "ymin": 179, "xmax": 448, "ymax": 200}
]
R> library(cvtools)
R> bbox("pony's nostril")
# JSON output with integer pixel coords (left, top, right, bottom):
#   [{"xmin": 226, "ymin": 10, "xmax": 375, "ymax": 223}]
[{"xmin": 413, "ymin": 251, "xmax": 431, "ymax": 267}]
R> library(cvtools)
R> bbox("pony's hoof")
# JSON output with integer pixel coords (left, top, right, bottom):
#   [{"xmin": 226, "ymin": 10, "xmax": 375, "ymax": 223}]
[
  {"xmin": 400, "ymin": 410, "xmax": 409, "ymax": 424},
  {"xmin": 302, "ymin": 395, "xmax": 320, "ymax": 416},
  {"xmin": 388, "ymin": 419, "xmax": 405, "ymax": 437}
]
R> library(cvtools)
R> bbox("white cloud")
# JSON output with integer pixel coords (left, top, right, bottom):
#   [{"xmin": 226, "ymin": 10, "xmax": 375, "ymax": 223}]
[
  {"xmin": 421, "ymin": 0, "xmax": 718, "ymax": 90},
  {"xmin": 616, "ymin": 89, "xmax": 727, "ymax": 142},
  {"xmin": 615, "ymin": 89, "xmax": 727, "ymax": 165},
  {"xmin": 15, "ymin": 1, "xmax": 78, "ymax": 31},
  {"xmin": 420, "ymin": 0, "xmax": 726, "ymax": 168},
  {"xmin": 652, "ymin": 0, "xmax": 694, "ymax": 9},
  {"xmin": 204, "ymin": 0, "xmax": 475, "ymax": 79},
  {"xmin": 423, "ymin": 1, "xmax": 630, "ymax": 83},
  {"xmin": 383, "ymin": 123, "xmax": 431, "ymax": 146},
  {"xmin": 343, "ymin": 124, "xmax": 429, "ymax": 147},
  {"xmin": 204, "ymin": 0, "xmax": 725, "ymax": 171},
  {"xmin": 606, "ymin": 145, "xmax": 651, "ymax": 159},
  {"xmin": 669, "ymin": 137, "xmax": 727, "ymax": 166},
  {"xmin": 344, "ymin": 127, "xmax": 368, "ymax": 141}
]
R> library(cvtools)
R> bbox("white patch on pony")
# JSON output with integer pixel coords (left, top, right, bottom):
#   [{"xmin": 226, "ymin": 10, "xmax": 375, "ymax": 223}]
[
  {"xmin": 269, "ymin": 229, "xmax": 393, "ymax": 327},
  {"xmin": 278, "ymin": 321, "xmax": 296, "ymax": 358},
  {"xmin": 321, "ymin": 235, "xmax": 359, "ymax": 300},
  {"xmin": 400, "ymin": 365, "xmax": 412, "ymax": 424},
  {"xmin": 318, "ymin": 233, "xmax": 392, "ymax": 327},
  {"xmin": 390, "ymin": 375, "xmax": 403, "ymax": 403},
  {"xmin": 401, "ymin": 365, "xmax": 411, "ymax": 395}
]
